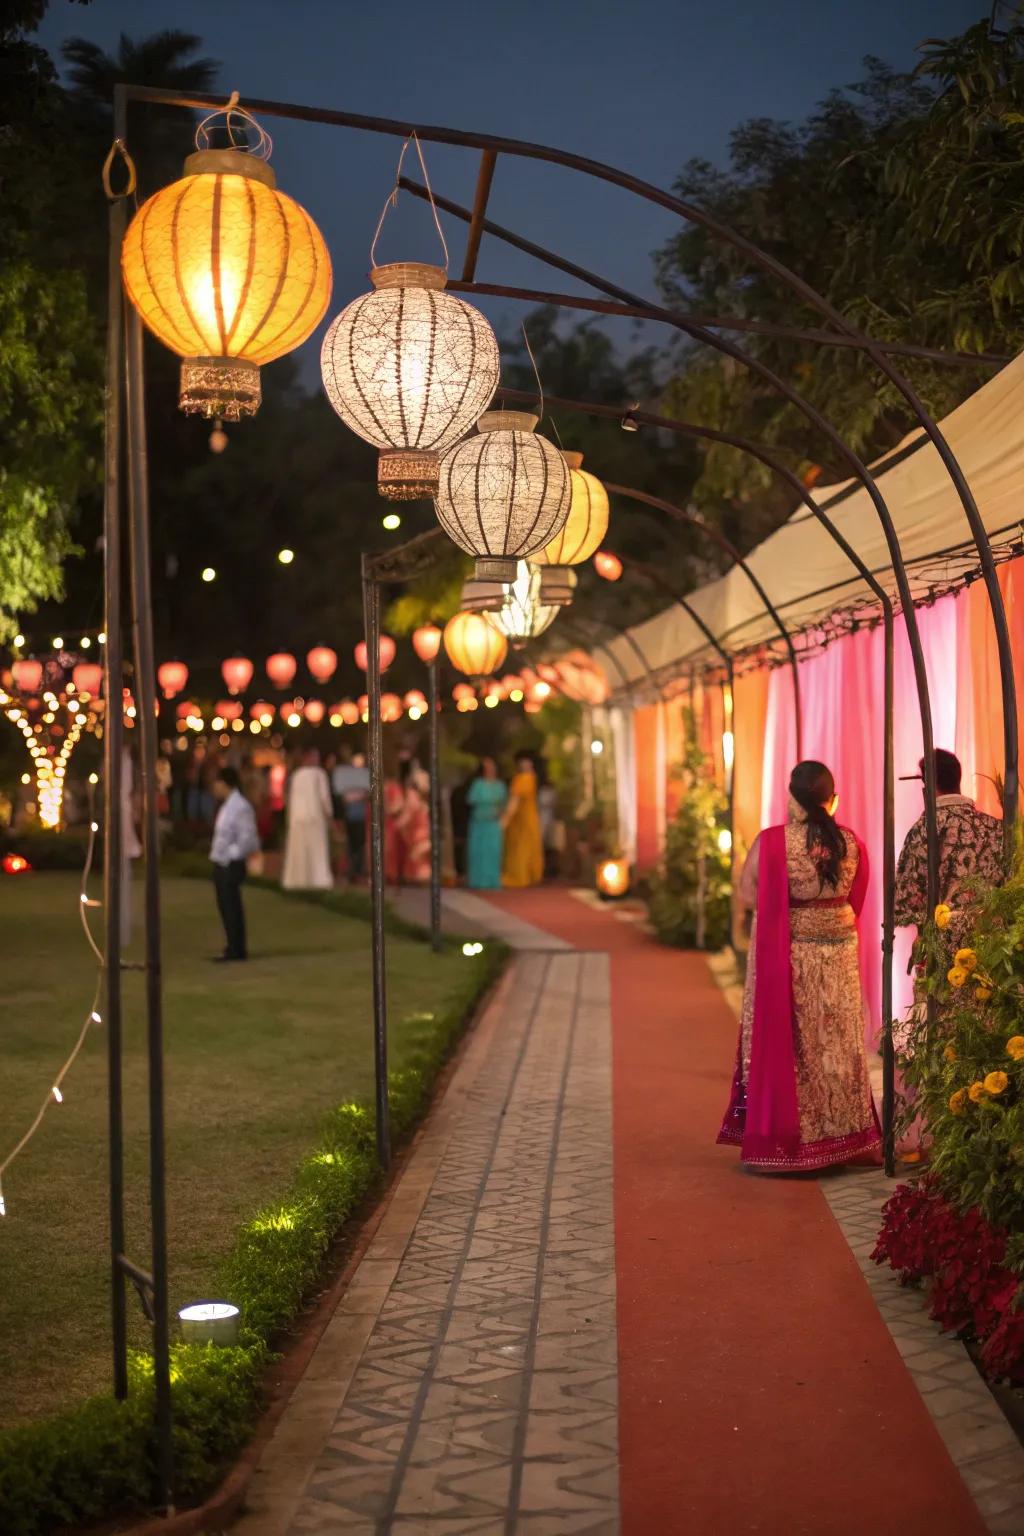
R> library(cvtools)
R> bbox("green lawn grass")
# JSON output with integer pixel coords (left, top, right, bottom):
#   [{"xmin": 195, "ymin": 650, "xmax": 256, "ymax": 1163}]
[{"xmin": 0, "ymin": 870, "xmax": 473, "ymax": 1426}]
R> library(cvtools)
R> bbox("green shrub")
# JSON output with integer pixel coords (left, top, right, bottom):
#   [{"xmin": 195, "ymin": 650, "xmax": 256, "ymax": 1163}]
[
  {"xmin": 645, "ymin": 715, "xmax": 731, "ymax": 950},
  {"xmin": 0, "ymin": 929, "xmax": 506, "ymax": 1534},
  {"xmin": 0, "ymin": 826, "xmax": 99, "ymax": 871}
]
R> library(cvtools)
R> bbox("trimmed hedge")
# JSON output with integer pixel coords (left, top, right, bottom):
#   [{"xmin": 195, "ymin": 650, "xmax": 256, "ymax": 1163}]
[{"xmin": 0, "ymin": 917, "xmax": 505, "ymax": 1535}]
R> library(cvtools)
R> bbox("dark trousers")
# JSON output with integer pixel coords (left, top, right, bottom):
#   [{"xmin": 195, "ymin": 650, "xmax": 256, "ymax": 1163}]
[
  {"xmin": 345, "ymin": 816, "xmax": 366, "ymax": 879},
  {"xmin": 213, "ymin": 859, "xmax": 247, "ymax": 958}
]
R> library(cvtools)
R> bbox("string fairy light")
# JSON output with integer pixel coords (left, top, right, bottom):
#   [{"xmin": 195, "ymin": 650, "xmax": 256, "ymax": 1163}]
[{"xmin": 0, "ymin": 810, "xmax": 105, "ymax": 1216}]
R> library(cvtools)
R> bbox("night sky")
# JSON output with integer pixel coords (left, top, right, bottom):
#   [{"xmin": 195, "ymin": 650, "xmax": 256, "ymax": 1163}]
[{"xmin": 37, "ymin": 0, "xmax": 985, "ymax": 374}]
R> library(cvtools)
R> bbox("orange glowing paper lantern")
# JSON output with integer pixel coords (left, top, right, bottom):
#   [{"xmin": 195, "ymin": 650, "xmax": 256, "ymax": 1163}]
[
  {"xmin": 72, "ymin": 662, "xmax": 103, "ymax": 695},
  {"xmin": 354, "ymin": 635, "xmax": 396, "ymax": 673},
  {"xmin": 596, "ymin": 857, "xmax": 630, "ymax": 899},
  {"xmin": 412, "ymin": 623, "xmax": 442, "ymax": 663},
  {"xmin": 340, "ymin": 700, "xmax": 360, "ymax": 725},
  {"xmin": 307, "ymin": 646, "xmax": 337, "ymax": 683},
  {"xmin": 222, "ymin": 656, "xmax": 253, "ymax": 694},
  {"xmin": 403, "ymin": 689, "xmax": 427, "ymax": 709},
  {"xmin": 594, "ymin": 549, "xmax": 623, "ymax": 582},
  {"xmin": 176, "ymin": 699, "xmax": 199, "ymax": 719},
  {"xmin": 217, "ymin": 699, "xmax": 243, "ymax": 720},
  {"xmin": 443, "ymin": 611, "xmax": 507, "ymax": 676},
  {"xmin": 266, "ymin": 652, "xmax": 297, "ymax": 688},
  {"xmin": 305, "ymin": 698, "xmax": 326, "ymax": 724},
  {"xmin": 12, "ymin": 659, "xmax": 42, "ymax": 692},
  {"xmin": 2, "ymin": 853, "xmax": 31, "ymax": 875},
  {"xmin": 380, "ymin": 692, "xmax": 403, "ymax": 723},
  {"xmin": 158, "ymin": 660, "xmax": 189, "ymax": 698},
  {"xmin": 452, "ymin": 683, "xmax": 475, "ymax": 701}
]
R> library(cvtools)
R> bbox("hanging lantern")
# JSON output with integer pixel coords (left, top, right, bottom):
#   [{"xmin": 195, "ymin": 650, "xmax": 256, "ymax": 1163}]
[
  {"xmin": 460, "ymin": 573, "xmax": 507, "ymax": 613},
  {"xmin": 435, "ymin": 412, "xmax": 571, "ymax": 582},
  {"xmin": 266, "ymin": 652, "xmax": 296, "ymax": 688},
  {"xmin": 596, "ymin": 857, "xmax": 631, "ymax": 900},
  {"xmin": 594, "ymin": 549, "xmax": 623, "ymax": 582},
  {"xmin": 443, "ymin": 611, "xmax": 507, "ymax": 676},
  {"xmin": 121, "ymin": 125, "xmax": 332, "ymax": 421},
  {"xmin": 380, "ymin": 692, "xmax": 404, "ymax": 723},
  {"xmin": 222, "ymin": 656, "xmax": 253, "ymax": 694},
  {"xmin": 403, "ymin": 689, "xmax": 427, "ymax": 710},
  {"xmin": 412, "ymin": 623, "xmax": 442, "ymax": 663},
  {"xmin": 305, "ymin": 698, "xmax": 326, "ymax": 724},
  {"xmin": 177, "ymin": 699, "xmax": 199, "ymax": 719},
  {"xmin": 452, "ymin": 683, "xmax": 476, "ymax": 702},
  {"xmin": 217, "ymin": 699, "xmax": 243, "ymax": 721},
  {"xmin": 535, "ymin": 451, "xmax": 609, "ymax": 606},
  {"xmin": 72, "ymin": 662, "xmax": 103, "ymax": 696},
  {"xmin": 357, "ymin": 694, "xmax": 369, "ymax": 716},
  {"xmin": 249, "ymin": 700, "xmax": 274, "ymax": 725},
  {"xmin": 12, "ymin": 659, "xmax": 42, "ymax": 693},
  {"xmin": 158, "ymin": 660, "xmax": 189, "ymax": 699},
  {"xmin": 209, "ymin": 420, "xmax": 228, "ymax": 453},
  {"xmin": 307, "ymin": 646, "xmax": 337, "ymax": 684},
  {"xmin": 339, "ymin": 700, "xmax": 360, "ymax": 725},
  {"xmin": 321, "ymin": 263, "xmax": 500, "ymax": 501},
  {"xmin": 354, "ymin": 635, "xmax": 396, "ymax": 673},
  {"xmin": 492, "ymin": 562, "xmax": 559, "ymax": 645}
]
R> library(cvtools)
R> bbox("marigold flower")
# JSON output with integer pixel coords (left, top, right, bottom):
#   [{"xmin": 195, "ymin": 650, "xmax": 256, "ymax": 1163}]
[
  {"xmin": 943, "ymin": 1043, "xmax": 958, "ymax": 1064},
  {"xmin": 947, "ymin": 965, "xmax": 968, "ymax": 988},
  {"xmin": 1007, "ymin": 1036, "xmax": 1024, "ymax": 1061},
  {"xmin": 954, "ymin": 948, "xmax": 978, "ymax": 972},
  {"xmin": 984, "ymin": 1071, "xmax": 1009, "ymax": 1096},
  {"xmin": 949, "ymin": 1087, "xmax": 968, "ymax": 1115},
  {"xmin": 968, "ymin": 1081, "xmax": 987, "ymax": 1102},
  {"xmin": 934, "ymin": 903, "xmax": 953, "ymax": 930},
  {"xmin": 975, "ymin": 986, "xmax": 993, "ymax": 1003}
]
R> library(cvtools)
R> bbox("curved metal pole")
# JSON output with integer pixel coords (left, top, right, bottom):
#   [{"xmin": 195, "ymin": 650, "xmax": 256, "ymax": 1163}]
[{"xmin": 361, "ymin": 558, "xmax": 390, "ymax": 1171}]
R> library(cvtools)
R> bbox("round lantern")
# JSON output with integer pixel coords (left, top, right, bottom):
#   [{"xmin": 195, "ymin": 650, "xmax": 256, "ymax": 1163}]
[
  {"xmin": 72, "ymin": 662, "xmax": 103, "ymax": 696},
  {"xmin": 217, "ymin": 699, "xmax": 243, "ymax": 721},
  {"xmin": 357, "ymin": 694, "xmax": 369, "ymax": 716},
  {"xmin": 435, "ymin": 412, "xmax": 571, "ymax": 582},
  {"xmin": 250, "ymin": 700, "xmax": 274, "ymax": 725},
  {"xmin": 452, "ymin": 683, "xmax": 476, "ymax": 702},
  {"xmin": 12, "ymin": 659, "xmax": 42, "ymax": 693},
  {"xmin": 412, "ymin": 623, "xmax": 442, "ymax": 663},
  {"xmin": 307, "ymin": 646, "xmax": 337, "ymax": 684},
  {"xmin": 176, "ymin": 700, "xmax": 198, "ymax": 719},
  {"xmin": 403, "ymin": 689, "xmax": 427, "ymax": 710},
  {"xmin": 266, "ymin": 652, "xmax": 296, "ymax": 688},
  {"xmin": 594, "ymin": 550, "xmax": 623, "ymax": 582},
  {"xmin": 321, "ymin": 263, "xmax": 500, "ymax": 501},
  {"xmin": 443, "ymin": 611, "xmax": 507, "ymax": 676},
  {"xmin": 596, "ymin": 857, "xmax": 631, "ymax": 900},
  {"xmin": 380, "ymin": 692, "xmax": 404, "ymax": 724},
  {"xmin": 121, "ymin": 140, "xmax": 332, "ymax": 420},
  {"xmin": 535, "ymin": 451, "xmax": 609, "ymax": 606},
  {"xmin": 158, "ymin": 660, "xmax": 189, "ymax": 699},
  {"xmin": 340, "ymin": 700, "xmax": 360, "ymax": 725},
  {"xmin": 354, "ymin": 635, "xmax": 396, "ymax": 673},
  {"xmin": 305, "ymin": 698, "xmax": 326, "ymax": 724},
  {"xmin": 492, "ymin": 562, "xmax": 559, "ymax": 645},
  {"xmin": 222, "ymin": 656, "xmax": 253, "ymax": 694}
]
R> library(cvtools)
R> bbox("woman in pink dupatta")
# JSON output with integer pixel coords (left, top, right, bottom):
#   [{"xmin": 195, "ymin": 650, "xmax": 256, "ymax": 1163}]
[{"xmin": 718, "ymin": 760, "xmax": 881, "ymax": 1172}]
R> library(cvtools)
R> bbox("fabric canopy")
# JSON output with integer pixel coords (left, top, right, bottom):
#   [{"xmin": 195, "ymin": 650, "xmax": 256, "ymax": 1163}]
[{"xmin": 604, "ymin": 350, "xmax": 1024, "ymax": 686}]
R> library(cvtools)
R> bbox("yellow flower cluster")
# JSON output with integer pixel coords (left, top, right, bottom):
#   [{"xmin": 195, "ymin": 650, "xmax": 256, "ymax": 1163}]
[
  {"xmin": 986, "ymin": 1071, "xmax": 1009, "ymax": 1095},
  {"xmin": 955, "ymin": 948, "xmax": 978, "ymax": 972},
  {"xmin": 949, "ymin": 1087, "xmax": 968, "ymax": 1114},
  {"xmin": 948, "ymin": 965, "xmax": 968, "ymax": 988},
  {"xmin": 943, "ymin": 1043, "xmax": 958, "ymax": 1064},
  {"xmin": 1007, "ymin": 1036, "xmax": 1024, "ymax": 1061},
  {"xmin": 934, "ymin": 904, "xmax": 953, "ymax": 930}
]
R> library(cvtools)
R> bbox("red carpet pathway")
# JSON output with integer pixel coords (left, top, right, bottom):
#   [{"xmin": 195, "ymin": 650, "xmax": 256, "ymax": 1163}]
[{"xmin": 483, "ymin": 889, "xmax": 985, "ymax": 1536}]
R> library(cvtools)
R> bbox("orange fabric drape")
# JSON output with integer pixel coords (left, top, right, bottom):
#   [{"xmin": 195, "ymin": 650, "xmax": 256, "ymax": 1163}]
[
  {"xmin": 731, "ymin": 669, "xmax": 770, "ymax": 862},
  {"xmin": 633, "ymin": 705, "xmax": 662, "ymax": 873}
]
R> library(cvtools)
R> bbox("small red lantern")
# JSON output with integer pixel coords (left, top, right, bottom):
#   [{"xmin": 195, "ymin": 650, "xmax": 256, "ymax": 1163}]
[
  {"xmin": 594, "ymin": 550, "xmax": 623, "ymax": 582},
  {"xmin": 307, "ymin": 646, "xmax": 337, "ymax": 684},
  {"xmin": 266, "ymin": 652, "xmax": 297, "ymax": 688},
  {"xmin": 412, "ymin": 623, "xmax": 442, "ymax": 663},
  {"xmin": 222, "ymin": 656, "xmax": 253, "ymax": 695},
  {"xmin": 380, "ymin": 692, "xmax": 403, "ymax": 723},
  {"xmin": 452, "ymin": 683, "xmax": 475, "ymax": 701},
  {"xmin": 596, "ymin": 857, "xmax": 630, "ymax": 900},
  {"xmin": 158, "ymin": 660, "xmax": 188, "ymax": 699},
  {"xmin": 12, "ymin": 659, "xmax": 42, "ymax": 692},
  {"xmin": 340, "ymin": 700, "xmax": 360, "ymax": 725},
  {"xmin": 72, "ymin": 662, "xmax": 103, "ymax": 695},
  {"xmin": 305, "ymin": 698, "xmax": 326, "ymax": 724},
  {"xmin": 354, "ymin": 635, "xmax": 396, "ymax": 673},
  {"xmin": 403, "ymin": 689, "xmax": 427, "ymax": 709},
  {"xmin": 176, "ymin": 699, "xmax": 198, "ymax": 719},
  {"xmin": 217, "ymin": 699, "xmax": 243, "ymax": 721},
  {"xmin": 357, "ymin": 694, "xmax": 369, "ymax": 715},
  {"xmin": 2, "ymin": 853, "xmax": 31, "ymax": 875},
  {"xmin": 249, "ymin": 700, "xmax": 273, "ymax": 724}
]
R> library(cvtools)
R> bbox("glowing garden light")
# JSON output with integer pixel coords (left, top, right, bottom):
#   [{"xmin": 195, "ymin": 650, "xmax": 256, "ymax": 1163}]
[
  {"xmin": 202, "ymin": 567, "xmax": 217, "ymax": 584},
  {"xmin": 596, "ymin": 858, "xmax": 631, "ymax": 900},
  {"xmin": 178, "ymin": 1301, "xmax": 240, "ymax": 1346},
  {"xmin": 277, "ymin": 548, "xmax": 294, "ymax": 564}
]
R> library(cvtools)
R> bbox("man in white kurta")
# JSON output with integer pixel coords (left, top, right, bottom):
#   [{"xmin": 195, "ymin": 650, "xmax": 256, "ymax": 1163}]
[{"xmin": 282, "ymin": 750, "xmax": 334, "ymax": 890}]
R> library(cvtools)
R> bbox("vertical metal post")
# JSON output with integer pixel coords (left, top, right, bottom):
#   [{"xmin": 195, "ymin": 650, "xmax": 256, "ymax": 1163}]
[
  {"xmin": 880, "ymin": 611, "xmax": 897, "ymax": 1176},
  {"xmin": 103, "ymin": 191, "xmax": 128, "ymax": 1403},
  {"xmin": 427, "ymin": 655, "xmax": 442, "ymax": 953},
  {"xmin": 123, "ymin": 301, "xmax": 174, "ymax": 1511},
  {"xmin": 362, "ymin": 557, "xmax": 390, "ymax": 1170}
]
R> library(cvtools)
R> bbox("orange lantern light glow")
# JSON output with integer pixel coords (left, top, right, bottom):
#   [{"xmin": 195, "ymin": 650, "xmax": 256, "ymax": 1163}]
[
  {"xmin": 596, "ymin": 857, "xmax": 631, "ymax": 900},
  {"xmin": 305, "ymin": 698, "xmax": 326, "ymax": 724},
  {"xmin": 412, "ymin": 623, "xmax": 442, "ymax": 663},
  {"xmin": 340, "ymin": 700, "xmax": 360, "ymax": 725},
  {"xmin": 266, "ymin": 652, "xmax": 297, "ymax": 688},
  {"xmin": 72, "ymin": 662, "xmax": 103, "ymax": 696},
  {"xmin": 217, "ymin": 699, "xmax": 243, "ymax": 721},
  {"xmin": 158, "ymin": 660, "xmax": 189, "ymax": 698},
  {"xmin": 222, "ymin": 656, "xmax": 253, "ymax": 694},
  {"xmin": 12, "ymin": 659, "xmax": 42, "ymax": 693},
  {"xmin": 594, "ymin": 550, "xmax": 623, "ymax": 582},
  {"xmin": 443, "ymin": 611, "xmax": 507, "ymax": 676},
  {"xmin": 354, "ymin": 635, "xmax": 396, "ymax": 673},
  {"xmin": 380, "ymin": 692, "xmax": 403, "ymax": 723},
  {"xmin": 307, "ymin": 646, "xmax": 337, "ymax": 683}
]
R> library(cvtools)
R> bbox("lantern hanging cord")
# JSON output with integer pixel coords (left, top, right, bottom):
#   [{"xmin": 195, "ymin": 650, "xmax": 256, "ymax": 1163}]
[
  {"xmin": 102, "ymin": 138, "xmax": 137, "ymax": 202},
  {"xmin": 195, "ymin": 91, "xmax": 273, "ymax": 160},
  {"xmin": 370, "ymin": 132, "xmax": 449, "ymax": 272},
  {"xmin": 0, "ymin": 810, "xmax": 105, "ymax": 1216},
  {"xmin": 521, "ymin": 323, "xmax": 544, "ymax": 422}
]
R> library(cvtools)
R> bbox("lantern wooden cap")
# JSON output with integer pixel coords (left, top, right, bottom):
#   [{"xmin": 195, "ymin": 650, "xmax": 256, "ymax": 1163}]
[
  {"xmin": 183, "ymin": 148, "xmax": 276, "ymax": 188},
  {"xmin": 370, "ymin": 262, "xmax": 448, "ymax": 292},
  {"xmin": 561, "ymin": 451, "xmax": 584, "ymax": 470},
  {"xmin": 477, "ymin": 410, "xmax": 538, "ymax": 435}
]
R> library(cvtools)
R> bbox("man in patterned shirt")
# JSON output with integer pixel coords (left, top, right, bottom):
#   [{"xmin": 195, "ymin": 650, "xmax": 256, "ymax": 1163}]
[{"xmin": 894, "ymin": 748, "xmax": 1004, "ymax": 942}]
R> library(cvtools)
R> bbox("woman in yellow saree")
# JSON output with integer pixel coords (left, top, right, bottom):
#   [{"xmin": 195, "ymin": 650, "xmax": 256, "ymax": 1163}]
[{"xmin": 502, "ymin": 754, "xmax": 544, "ymax": 888}]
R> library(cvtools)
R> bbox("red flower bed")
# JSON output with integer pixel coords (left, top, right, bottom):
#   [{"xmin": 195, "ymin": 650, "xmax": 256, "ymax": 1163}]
[{"xmin": 873, "ymin": 1181, "xmax": 1024, "ymax": 1384}]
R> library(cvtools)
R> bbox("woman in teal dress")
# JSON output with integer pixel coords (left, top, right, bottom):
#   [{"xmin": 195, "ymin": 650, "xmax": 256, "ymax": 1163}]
[{"xmin": 466, "ymin": 758, "xmax": 508, "ymax": 889}]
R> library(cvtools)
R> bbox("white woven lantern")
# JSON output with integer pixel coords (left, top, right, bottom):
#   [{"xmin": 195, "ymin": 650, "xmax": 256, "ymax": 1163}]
[
  {"xmin": 535, "ymin": 451, "xmax": 609, "ymax": 606},
  {"xmin": 434, "ymin": 411, "xmax": 571, "ymax": 583},
  {"xmin": 320, "ymin": 263, "xmax": 500, "ymax": 501},
  {"xmin": 492, "ymin": 561, "xmax": 560, "ymax": 645}
]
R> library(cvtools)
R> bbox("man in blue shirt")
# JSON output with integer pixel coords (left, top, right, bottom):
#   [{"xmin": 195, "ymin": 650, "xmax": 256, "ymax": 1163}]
[
  {"xmin": 210, "ymin": 766, "xmax": 261, "ymax": 961},
  {"xmin": 331, "ymin": 750, "xmax": 370, "ymax": 881}
]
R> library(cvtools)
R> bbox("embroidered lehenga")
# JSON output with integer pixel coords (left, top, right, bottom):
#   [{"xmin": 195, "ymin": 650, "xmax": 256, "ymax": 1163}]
[{"xmin": 718, "ymin": 805, "xmax": 881, "ymax": 1171}]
